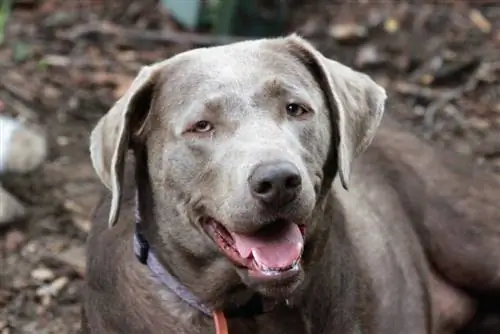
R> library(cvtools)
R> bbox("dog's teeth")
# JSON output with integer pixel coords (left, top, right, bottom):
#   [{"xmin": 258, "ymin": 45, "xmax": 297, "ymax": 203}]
[
  {"xmin": 259, "ymin": 264, "xmax": 273, "ymax": 272},
  {"xmin": 254, "ymin": 258, "xmax": 301, "ymax": 275},
  {"xmin": 257, "ymin": 262, "xmax": 280, "ymax": 275}
]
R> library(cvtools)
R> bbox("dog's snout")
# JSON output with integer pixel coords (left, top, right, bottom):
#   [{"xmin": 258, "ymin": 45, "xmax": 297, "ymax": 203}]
[{"xmin": 249, "ymin": 161, "xmax": 302, "ymax": 207}]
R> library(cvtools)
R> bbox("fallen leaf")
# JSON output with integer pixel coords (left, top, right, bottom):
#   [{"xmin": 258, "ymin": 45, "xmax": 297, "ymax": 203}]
[
  {"xmin": 4, "ymin": 229, "xmax": 25, "ymax": 252},
  {"xmin": 36, "ymin": 276, "xmax": 69, "ymax": 297},
  {"xmin": 468, "ymin": 117, "xmax": 490, "ymax": 131},
  {"xmin": 419, "ymin": 74, "xmax": 435, "ymax": 85},
  {"xmin": 329, "ymin": 22, "xmax": 367, "ymax": 42},
  {"xmin": 41, "ymin": 54, "xmax": 71, "ymax": 67},
  {"xmin": 469, "ymin": 9, "xmax": 491, "ymax": 34},
  {"xmin": 72, "ymin": 217, "xmax": 91, "ymax": 233},
  {"xmin": 384, "ymin": 18, "xmax": 399, "ymax": 34},
  {"xmin": 31, "ymin": 267, "xmax": 55, "ymax": 282}
]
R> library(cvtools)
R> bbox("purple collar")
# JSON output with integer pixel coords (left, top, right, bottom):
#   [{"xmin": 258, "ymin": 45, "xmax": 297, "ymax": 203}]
[
  {"xmin": 133, "ymin": 208, "xmax": 274, "ymax": 318},
  {"xmin": 133, "ymin": 229, "xmax": 213, "ymax": 315}
]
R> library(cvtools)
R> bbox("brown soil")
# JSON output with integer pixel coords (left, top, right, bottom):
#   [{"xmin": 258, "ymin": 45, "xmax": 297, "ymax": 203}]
[{"xmin": 0, "ymin": 1, "xmax": 498, "ymax": 333}]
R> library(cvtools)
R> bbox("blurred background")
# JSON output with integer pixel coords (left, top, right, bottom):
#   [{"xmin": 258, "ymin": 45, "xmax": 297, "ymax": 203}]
[{"xmin": 0, "ymin": 0, "xmax": 498, "ymax": 332}]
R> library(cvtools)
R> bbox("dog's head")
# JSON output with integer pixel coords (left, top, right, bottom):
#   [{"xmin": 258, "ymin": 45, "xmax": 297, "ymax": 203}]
[{"xmin": 89, "ymin": 35, "xmax": 386, "ymax": 299}]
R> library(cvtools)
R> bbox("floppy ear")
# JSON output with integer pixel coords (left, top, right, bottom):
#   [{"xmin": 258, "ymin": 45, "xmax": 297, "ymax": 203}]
[
  {"xmin": 90, "ymin": 64, "xmax": 161, "ymax": 227},
  {"xmin": 284, "ymin": 34, "xmax": 387, "ymax": 189}
]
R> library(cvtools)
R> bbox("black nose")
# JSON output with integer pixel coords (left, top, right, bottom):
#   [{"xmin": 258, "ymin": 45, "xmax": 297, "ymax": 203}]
[{"xmin": 248, "ymin": 161, "xmax": 302, "ymax": 207}]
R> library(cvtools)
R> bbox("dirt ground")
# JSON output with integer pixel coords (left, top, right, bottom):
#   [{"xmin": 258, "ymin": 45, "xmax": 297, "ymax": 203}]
[{"xmin": 0, "ymin": 1, "xmax": 498, "ymax": 333}]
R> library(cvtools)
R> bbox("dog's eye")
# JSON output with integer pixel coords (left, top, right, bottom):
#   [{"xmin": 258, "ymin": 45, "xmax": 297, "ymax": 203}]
[
  {"xmin": 286, "ymin": 103, "xmax": 308, "ymax": 118},
  {"xmin": 191, "ymin": 120, "xmax": 213, "ymax": 133}
]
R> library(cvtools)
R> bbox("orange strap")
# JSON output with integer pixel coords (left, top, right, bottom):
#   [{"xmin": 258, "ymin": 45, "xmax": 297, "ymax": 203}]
[{"xmin": 213, "ymin": 310, "xmax": 229, "ymax": 334}]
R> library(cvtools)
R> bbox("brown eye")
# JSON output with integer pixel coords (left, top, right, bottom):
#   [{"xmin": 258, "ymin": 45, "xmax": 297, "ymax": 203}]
[
  {"xmin": 286, "ymin": 103, "xmax": 308, "ymax": 118},
  {"xmin": 191, "ymin": 120, "xmax": 213, "ymax": 133}
]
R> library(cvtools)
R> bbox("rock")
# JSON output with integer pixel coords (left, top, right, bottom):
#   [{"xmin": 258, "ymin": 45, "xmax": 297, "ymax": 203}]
[
  {"xmin": 0, "ymin": 187, "xmax": 25, "ymax": 227},
  {"xmin": 328, "ymin": 22, "xmax": 367, "ymax": 42},
  {"xmin": 31, "ymin": 267, "xmax": 55, "ymax": 282},
  {"xmin": 36, "ymin": 276, "xmax": 69, "ymax": 297},
  {"xmin": 0, "ymin": 116, "xmax": 48, "ymax": 174}
]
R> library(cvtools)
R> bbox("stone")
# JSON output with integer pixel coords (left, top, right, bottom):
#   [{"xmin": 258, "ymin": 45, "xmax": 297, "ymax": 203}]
[
  {"xmin": 0, "ymin": 185, "xmax": 25, "ymax": 226},
  {"xmin": 329, "ymin": 23, "xmax": 367, "ymax": 42},
  {"xmin": 31, "ymin": 267, "xmax": 55, "ymax": 282},
  {"xmin": 0, "ymin": 116, "xmax": 48, "ymax": 174},
  {"xmin": 36, "ymin": 276, "xmax": 69, "ymax": 297}
]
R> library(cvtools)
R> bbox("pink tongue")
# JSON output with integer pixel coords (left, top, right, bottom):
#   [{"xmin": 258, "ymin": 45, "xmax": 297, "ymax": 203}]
[{"xmin": 231, "ymin": 223, "xmax": 303, "ymax": 270}]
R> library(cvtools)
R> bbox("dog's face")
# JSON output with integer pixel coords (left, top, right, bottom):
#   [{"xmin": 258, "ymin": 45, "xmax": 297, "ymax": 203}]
[{"xmin": 90, "ymin": 35, "xmax": 386, "ymax": 298}]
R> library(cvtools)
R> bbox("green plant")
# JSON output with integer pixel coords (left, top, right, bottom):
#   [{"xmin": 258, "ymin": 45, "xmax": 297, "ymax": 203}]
[{"xmin": 0, "ymin": 0, "xmax": 12, "ymax": 45}]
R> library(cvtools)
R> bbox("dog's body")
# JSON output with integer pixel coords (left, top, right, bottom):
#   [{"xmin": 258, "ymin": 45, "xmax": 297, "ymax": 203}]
[{"xmin": 83, "ymin": 35, "xmax": 500, "ymax": 334}]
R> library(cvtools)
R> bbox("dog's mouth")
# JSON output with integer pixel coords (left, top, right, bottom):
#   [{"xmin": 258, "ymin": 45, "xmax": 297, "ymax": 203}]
[{"xmin": 202, "ymin": 218, "xmax": 305, "ymax": 279}]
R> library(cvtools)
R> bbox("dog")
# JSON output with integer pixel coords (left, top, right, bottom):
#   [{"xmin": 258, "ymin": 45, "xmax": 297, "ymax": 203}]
[{"xmin": 82, "ymin": 34, "xmax": 500, "ymax": 333}]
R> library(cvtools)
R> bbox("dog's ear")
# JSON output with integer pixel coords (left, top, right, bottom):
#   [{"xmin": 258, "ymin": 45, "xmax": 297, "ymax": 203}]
[
  {"xmin": 90, "ymin": 64, "xmax": 161, "ymax": 227},
  {"xmin": 284, "ymin": 34, "xmax": 387, "ymax": 189}
]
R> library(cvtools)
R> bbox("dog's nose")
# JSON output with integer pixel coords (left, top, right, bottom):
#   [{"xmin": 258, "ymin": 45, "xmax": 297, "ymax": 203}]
[{"xmin": 248, "ymin": 161, "xmax": 302, "ymax": 207}]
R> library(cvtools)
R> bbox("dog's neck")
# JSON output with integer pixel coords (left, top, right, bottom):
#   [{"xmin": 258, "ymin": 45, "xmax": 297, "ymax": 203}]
[
  {"xmin": 133, "ymin": 199, "xmax": 285, "ymax": 320},
  {"xmin": 133, "ymin": 222, "xmax": 212, "ymax": 315}
]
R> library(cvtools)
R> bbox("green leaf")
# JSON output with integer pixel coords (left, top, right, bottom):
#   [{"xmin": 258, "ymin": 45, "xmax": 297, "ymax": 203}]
[
  {"xmin": 37, "ymin": 59, "xmax": 49, "ymax": 71},
  {"xmin": 0, "ymin": 0, "xmax": 12, "ymax": 45}
]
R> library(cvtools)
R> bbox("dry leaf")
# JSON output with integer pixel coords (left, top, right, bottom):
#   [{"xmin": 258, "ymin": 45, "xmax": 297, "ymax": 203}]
[
  {"xmin": 384, "ymin": 18, "xmax": 399, "ymax": 34},
  {"xmin": 469, "ymin": 9, "xmax": 491, "ymax": 34},
  {"xmin": 419, "ymin": 74, "xmax": 434, "ymax": 85},
  {"xmin": 329, "ymin": 23, "xmax": 367, "ymax": 41}
]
